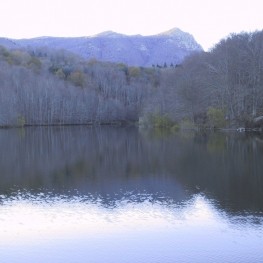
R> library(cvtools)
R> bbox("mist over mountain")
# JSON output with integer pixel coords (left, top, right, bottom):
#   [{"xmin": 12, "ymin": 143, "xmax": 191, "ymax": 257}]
[{"xmin": 1, "ymin": 28, "xmax": 203, "ymax": 66}]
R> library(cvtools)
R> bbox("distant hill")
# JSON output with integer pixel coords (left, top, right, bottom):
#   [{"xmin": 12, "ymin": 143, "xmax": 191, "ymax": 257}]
[
  {"xmin": 1, "ymin": 28, "xmax": 203, "ymax": 67},
  {"xmin": 0, "ymin": 38, "xmax": 18, "ymax": 49}
]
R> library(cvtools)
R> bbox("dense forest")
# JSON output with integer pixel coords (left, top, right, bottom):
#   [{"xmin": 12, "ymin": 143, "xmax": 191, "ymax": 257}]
[{"xmin": 0, "ymin": 30, "xmax": 263, "ymax": 129}]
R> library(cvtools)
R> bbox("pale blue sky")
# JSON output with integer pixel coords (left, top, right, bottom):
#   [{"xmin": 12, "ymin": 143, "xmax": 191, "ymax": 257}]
[{"xmin": 1, "ymin": 0, "xmax": 262, "ymax": 50}]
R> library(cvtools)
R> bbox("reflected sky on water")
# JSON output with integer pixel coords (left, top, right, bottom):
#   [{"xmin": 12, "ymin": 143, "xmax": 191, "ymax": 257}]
[{"xmin": 0, "ymin": 127, "xmax": 263, "ymax": 263}]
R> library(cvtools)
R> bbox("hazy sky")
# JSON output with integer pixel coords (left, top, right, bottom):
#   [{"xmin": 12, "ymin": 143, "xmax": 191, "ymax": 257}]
[{"xmin": 1, "ymin": 0, "xmax": 262, "ymax": 50}]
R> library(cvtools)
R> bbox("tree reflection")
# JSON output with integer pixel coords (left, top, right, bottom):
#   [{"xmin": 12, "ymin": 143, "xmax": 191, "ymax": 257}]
[{"xmin": 0, "ymin": 127, "xmax": 262, "ymax": 216}]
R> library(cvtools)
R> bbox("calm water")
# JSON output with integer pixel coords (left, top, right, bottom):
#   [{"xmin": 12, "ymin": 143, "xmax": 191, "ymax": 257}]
[{"xmin": 0, "ymin": 127, "xmax": 263, "ymax": 263}]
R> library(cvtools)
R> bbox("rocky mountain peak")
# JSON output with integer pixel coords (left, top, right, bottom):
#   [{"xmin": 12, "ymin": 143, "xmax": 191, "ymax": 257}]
[
  {"xmin": 93, "ymin": 31, "xmax": 125, "ymax": 38},
  {"xmin": 1, "ymin": 28, "xmax": 203, "ymax": 67},
  {"xmin": 157, "ymin": 27, "xmax": 183, "ymax": 37}
]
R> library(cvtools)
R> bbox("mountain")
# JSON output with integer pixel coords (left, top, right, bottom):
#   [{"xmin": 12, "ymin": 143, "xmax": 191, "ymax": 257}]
[
  {"xmin": 0, "ymin": 38, "xmax": 18, "ymax": 49},
  {"xmin": 2, "ymin": 28, "xmax": 203, "ymax": 67}
]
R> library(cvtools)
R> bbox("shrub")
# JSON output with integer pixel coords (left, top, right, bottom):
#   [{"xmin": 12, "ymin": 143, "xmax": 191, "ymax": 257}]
[
  {"xmin": 151, "ymin": 114, "xmax": 174, "ymax": 128},
  {"xmin": 128, "ymin": 67, "xmax": 140, "ymax": 78},
  {"xmin": 140, "ymin": 113, "xmax": 175, "ymax": 128},
  {"xmin": 68, "ymin": 71, "xmax": 85, "ymax": 87},
  {"xmin": 207, "ymin": 107, "xmax": 226, "ymax": 128},
  {"xmin": 179, "ymin": 119, "xmax": 196, "ymax": 130}
]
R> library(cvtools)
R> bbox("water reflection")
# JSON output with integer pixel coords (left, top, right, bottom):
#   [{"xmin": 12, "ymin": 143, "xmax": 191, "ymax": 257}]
[
  {"xmin": 0, "ymin": 127, "xmax": 263, "ymax": 263},
  {"xmin": 0, "ymin": 127, "xmax": 262, "ymax": 214},
  {"xmin": 1, "ymin": 193, "xmax": 262, "ymax": 263}
]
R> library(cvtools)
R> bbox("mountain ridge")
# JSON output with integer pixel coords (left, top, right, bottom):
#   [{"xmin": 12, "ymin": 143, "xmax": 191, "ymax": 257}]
[{"xmin": 0, "ymin": 28, "xmax": 203, "ymax": 67}]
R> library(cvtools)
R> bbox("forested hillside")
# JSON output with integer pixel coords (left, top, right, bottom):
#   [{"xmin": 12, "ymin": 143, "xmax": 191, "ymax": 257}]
[
  {"xmin": 0, "ymin": 30, "xmax": 263, "ymax": 129},
  {"xmin": 152, "ymin": 30, "xmax": 263, "ymax": 129},
  {"xmin": 0, "ymin": 46, "xmax": 155, "ymax": 126}
]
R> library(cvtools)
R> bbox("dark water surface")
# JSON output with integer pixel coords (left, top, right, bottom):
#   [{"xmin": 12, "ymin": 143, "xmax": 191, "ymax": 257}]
[{"xmin": 0, "ymin": 127, "xmax": 263, "ymax": 263}]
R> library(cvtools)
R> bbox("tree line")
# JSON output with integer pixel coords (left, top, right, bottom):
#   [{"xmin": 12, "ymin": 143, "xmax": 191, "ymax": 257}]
[
  {"xmin": 0, "ymin": 46, "xmax": 155, "ymax": 126},
  {"xmin": 142, "ymin": 30, "xmax": 263, "ymax": 129},
  {"xmin": 0, "ymin": 30, "xmax": 263, "ymax": 129}
]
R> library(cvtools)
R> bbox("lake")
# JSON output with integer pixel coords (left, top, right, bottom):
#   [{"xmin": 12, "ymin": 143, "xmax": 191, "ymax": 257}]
[{"xmin": 0, "ymin": 126, "xmax": 262, "ymax": 263}]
